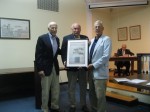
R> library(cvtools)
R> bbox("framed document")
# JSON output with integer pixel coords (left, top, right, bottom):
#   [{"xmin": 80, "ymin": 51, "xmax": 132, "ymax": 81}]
[
  {"xmin": 129, "ymin": 25, "xmax": 141, "ymax": 40},
  {"xmin": 117, "ymin": 27, "xmax": 128, "ymax": 41},
  {"xmin": 0, "ymin": 17, "xmax": 30, "ymax": 39},
  {"xmin": 67, "ymin": 40, "xmax": 88, "ymax": 67}
]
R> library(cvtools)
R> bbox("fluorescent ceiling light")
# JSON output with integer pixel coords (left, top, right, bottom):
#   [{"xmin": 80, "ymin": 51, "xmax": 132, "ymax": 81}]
[{"xmin": 89, "ymin": 0, "xmax": 148, "ymax": 9}]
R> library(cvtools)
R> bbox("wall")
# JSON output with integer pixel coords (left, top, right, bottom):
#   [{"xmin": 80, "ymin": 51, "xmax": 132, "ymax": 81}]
[
  {"xmin": 91, "ymin": 4, "xmax": 150, "ymax": 54},
  {"xmin": 0, "ymin": 0, "xmax": 87, "ymax": 70},
  {"xmin": 91, "ymin": 4, "xmax": 150, "ymax": 69},
  {"xmin": 111, "ymin": 5, "xmax": 150, "ymax": 55}
]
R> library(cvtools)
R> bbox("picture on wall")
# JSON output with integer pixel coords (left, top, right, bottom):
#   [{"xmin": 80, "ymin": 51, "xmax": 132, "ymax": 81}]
[
  {"xmin": 0, "ymin": 18, "xmax": 30, "ymax": 39},
  {"xmin": 129, "ymin": 25, "xmax": 141, "ymax": 40},
  {"xmin": 117, "ymin": 27, "xmax": 128, "ymax": 41}
]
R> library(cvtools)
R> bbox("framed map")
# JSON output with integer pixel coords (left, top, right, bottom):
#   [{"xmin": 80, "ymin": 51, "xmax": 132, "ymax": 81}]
[
  {"xmin": 0, "ymin": 18, "xmax": 30, "ymax": 39},
  {"xmin": 129, "ymin": 25, "xmax": 141, "ymax": 40},
  {"xmin": 117, "ymin": 27, "xmax": 128, "ymax": 41},
  {"xmin": 67, "ymin": 40, "xmax": 88, "ymax": 67}
]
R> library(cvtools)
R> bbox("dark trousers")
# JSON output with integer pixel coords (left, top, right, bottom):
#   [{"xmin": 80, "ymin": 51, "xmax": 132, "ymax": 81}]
[{"xmin": 116, "ymin": 61, "xmax": 130, "ymax": 74}]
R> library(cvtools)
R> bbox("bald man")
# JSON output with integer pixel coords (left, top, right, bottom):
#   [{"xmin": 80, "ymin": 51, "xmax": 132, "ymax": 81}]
[
  {"xmin": 115, "ymin": 44, "xmax": 134, "ymax": 76},
  {"xmin": 35, "ymin": 22, "xmax": 61, "ymax": 112},
  {"xmin": 61, "ymin": 23, "xmax": 89, "ymax": 112}
]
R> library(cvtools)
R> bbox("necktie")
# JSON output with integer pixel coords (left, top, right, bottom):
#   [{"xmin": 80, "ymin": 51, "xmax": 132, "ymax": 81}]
[
  {"xmin": 52, "ymin": 37, "xmax": 58, "ymax": 56},
  {"xmin": 89, "ymin": 38, "xmax": 98, "ymax": 63},
  {"xmin": 122, "ymin": 50, "xmax": 125, "ymax": 55}
]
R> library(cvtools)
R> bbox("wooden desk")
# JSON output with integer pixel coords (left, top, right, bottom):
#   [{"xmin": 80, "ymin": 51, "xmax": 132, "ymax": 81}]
[{"xmin": 109, "ymin": 56, "xmax": 138, "ymax": 75}]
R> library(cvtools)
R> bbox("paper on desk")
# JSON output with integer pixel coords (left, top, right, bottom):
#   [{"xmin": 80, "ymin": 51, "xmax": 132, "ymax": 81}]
[
  {"xmin": 114, "ymin": 78, "xmax": 130, "ymax": 82},
  {"xmin": 127, "ymin": 79, "xmax": 147, "ymax": 84},
  {"xmin": 146, "ymin": 82, "xmax": 150, "ymax": 85}
]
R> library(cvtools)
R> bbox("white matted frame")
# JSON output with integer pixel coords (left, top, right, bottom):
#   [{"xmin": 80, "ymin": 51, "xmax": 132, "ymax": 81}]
[
  {"xmin": 0, "ymin": 17, "xmax": 30, "ymax": 39},
  {"xmin": 67, "ymin": 40, "xmax": 88, "ymax": 67},
  {"xmin": 117, "ymin": 27, "xmax": 128, "ymax": 41},
  {"xmin": 129, "ymin": 25, "xmax": 141, "ymax": 40}
]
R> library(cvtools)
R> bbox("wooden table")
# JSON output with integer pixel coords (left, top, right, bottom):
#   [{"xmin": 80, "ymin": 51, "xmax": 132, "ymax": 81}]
[{"xmin": 109, "ymin": 56, "xmax": 138, "ymax": 75}]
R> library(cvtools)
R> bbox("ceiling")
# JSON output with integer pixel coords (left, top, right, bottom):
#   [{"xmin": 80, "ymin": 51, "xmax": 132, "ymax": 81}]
[
  {"xmin": 88, "ymin": 0, "xmax": 147, "ymax": 3},
  {"xmin": 86, "ymin": 0, "xmax": 148, "ymax": 9}
]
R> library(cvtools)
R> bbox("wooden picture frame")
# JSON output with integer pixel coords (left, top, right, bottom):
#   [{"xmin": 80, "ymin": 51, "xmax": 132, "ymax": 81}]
[
  {"xmin": 0, "ymin": 17, "xmax": 30, "ymax": 39},
  {"xmin": 67, "ymin": 40, "xmax": 88, "ymax": 67},
  {"xmin": 129, "ymin": 25, "xmax": 141, "ymax": 40},
  {"xmin": 117, "ymin": 27, "xmax": 128, "ymax": 41}
]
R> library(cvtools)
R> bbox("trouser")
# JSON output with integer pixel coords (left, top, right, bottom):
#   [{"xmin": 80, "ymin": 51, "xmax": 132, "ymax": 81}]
[
  {"xmin": 117, "ymin": 61, "xmax": 130, "ymax": 73},
  {"xmin": 41, "ymin": 66, "xmax": 60, "ymax": 110},
  {"xmin": 88, "ymin": 71, "xmax": 107, "ymax": 112},
  {"xmin": 67, "ymin": 70, "xmax": 87, "ymax": 107}
]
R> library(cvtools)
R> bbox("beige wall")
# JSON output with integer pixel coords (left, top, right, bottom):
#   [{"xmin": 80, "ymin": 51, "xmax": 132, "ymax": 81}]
[
  {"xmin": 91, "ymin": 4, "xmax": 150, "ymax": 56},
  {"xmin": 1, "ymin": 0, "xmax": 150, "ymax": 69},
  {"xmin": 91, "ymin": 9, "xmax": 112, "ymax": 38},
  {"xmin": 91, "ymin": 4, "xmax": 150, "ymax": 68},
  {"xmin": 0, "ymin": 0, "xmax": 87, "ymax": 69},
  {"xmin": 111, "ymin": 5, "xmax": 150, "ymax": 55}
]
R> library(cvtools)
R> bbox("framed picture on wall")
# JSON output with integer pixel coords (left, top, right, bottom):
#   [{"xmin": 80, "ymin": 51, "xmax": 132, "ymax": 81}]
[
  {"xmin": 117, "ymin": 27, "xmax": 128, "ymax": 41},
  {"xmin": 0, "ymin": 18, "xmax": 30, "ymax": 39},
  {"xmin": 66, "ymin": 40, "xmax": 88, "ymax": 67},
  {"xmin": 129, "ymin": 25, "xmax": 141, "ymax": 40}
]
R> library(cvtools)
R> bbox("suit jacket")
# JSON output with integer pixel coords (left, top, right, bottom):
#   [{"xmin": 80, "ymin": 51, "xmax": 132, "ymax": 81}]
[
  {"xmin": 61, "ymin": 34, "xmax": 88, "ymax": 71},
  {"xmin": 89, "ymin": 35, "xmax": 112, "ymax": 79},
  {"xmin": 115, "ymin": 48, "xmax": 134, "ymax": 66},
  {"xmin": 116, "ymin": 48, "xmax": 134, "ymax": 56},
  {"xmin": 35, "ymin": 33, "xmax": 61, "ymax": 76}
]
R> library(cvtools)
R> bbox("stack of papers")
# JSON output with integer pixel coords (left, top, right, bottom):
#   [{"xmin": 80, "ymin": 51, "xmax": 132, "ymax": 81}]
[
  {"xmin": 114, "ymin": 78, "xmax": 147, "ymax": 84},
  {"xmin": 114, "ymin": 78, "xmax": 130, "ymax": 82},
  {"xmin": 127, "ymin": 79, "xmax": 147, "ymax": 84},
  {"xmin": 146, "ymin": 82, "xmax": 150, "ymax": 86}
]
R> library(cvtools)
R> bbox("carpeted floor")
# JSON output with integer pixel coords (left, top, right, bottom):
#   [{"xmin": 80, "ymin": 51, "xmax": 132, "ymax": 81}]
[{"xmin": 0, "ymin": 83, "xmax": 149, "ymax": 112}]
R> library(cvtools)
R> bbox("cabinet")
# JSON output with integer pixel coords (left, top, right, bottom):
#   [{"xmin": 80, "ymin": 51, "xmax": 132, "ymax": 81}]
[
  {"xmin": 137, "ymin": 53, "xmax": 150, "ymax": 74},
  {"xmin": 0, "ymin": 68, "xmax": 34, "ymax": 100}
]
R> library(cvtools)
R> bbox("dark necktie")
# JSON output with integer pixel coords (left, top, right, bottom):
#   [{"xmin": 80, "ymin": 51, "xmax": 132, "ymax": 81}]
[{"xmin": 89, "ymin": 38, "xmax": 98, "ymax": 63}]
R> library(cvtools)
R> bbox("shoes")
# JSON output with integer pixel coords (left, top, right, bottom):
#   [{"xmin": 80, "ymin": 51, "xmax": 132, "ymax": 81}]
[
  {"xmin": 118, "ymin": 72, "xmax": 121, "ymax": 76},
  {"xmin": 82, "ymin": 105, "xmax": 89, "ymax": 112},
  {"xmin": 51, "ymin": 108, "xmax": 62, "ymax": 112},
  {"xmin": 42, "ymin": 109, "xmax": 49, "ymax": 112},
  {"xmin": 126, "ymin": 73, "xmax": 130, "ymax": 76},
  {"xmin": 69, "ymin": 107, "xmax": 76, "ymax": 112},
  {"xmin": 124, "ymin": 71, "xmax": 130, "ymax": 76}
]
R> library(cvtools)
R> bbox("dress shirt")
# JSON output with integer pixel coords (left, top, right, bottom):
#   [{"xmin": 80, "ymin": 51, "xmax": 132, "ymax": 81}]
[{"xmin": 49, "ymin": 33, "xmax": 58, "ymax": 56}]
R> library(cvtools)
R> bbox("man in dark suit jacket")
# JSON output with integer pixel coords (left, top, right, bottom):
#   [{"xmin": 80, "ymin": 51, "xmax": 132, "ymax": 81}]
[
  {"xmin": 115, "ymin": 44, "xmax": 134, "ymax": 76},
  {"xmin": 61, "ymin": 23, "xmax": 89, "ymax": 112},
  {"xmin": 35, "ymin": 22, "xmax": 61, "ymax": 112}
]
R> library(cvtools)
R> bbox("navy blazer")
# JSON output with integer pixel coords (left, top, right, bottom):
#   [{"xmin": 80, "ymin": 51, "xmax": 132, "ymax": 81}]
[
  {"xmin": 61, "ymin": 34, "xmax": 88, "ymax": 71},
  {"xmin": 35, "ymin": 33, "xmax": 61, "ymax": 76}
]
